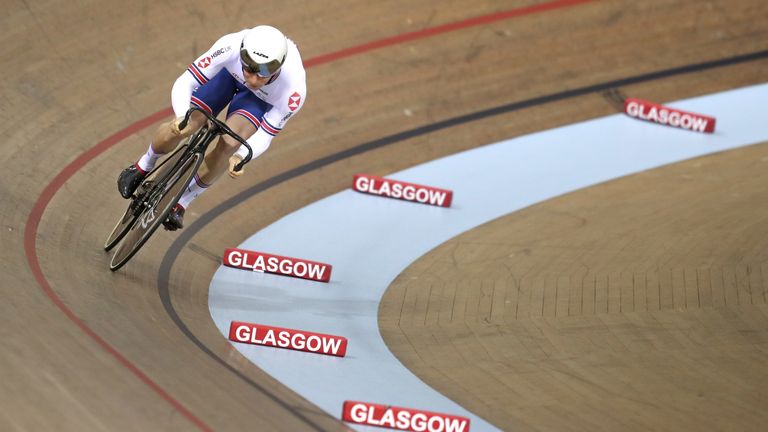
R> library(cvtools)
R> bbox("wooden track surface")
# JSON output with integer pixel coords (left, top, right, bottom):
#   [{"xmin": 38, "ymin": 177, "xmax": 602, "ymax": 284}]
[{"xmin": 2, "ymin": 0, "xmax": 767, "ymax": 430}]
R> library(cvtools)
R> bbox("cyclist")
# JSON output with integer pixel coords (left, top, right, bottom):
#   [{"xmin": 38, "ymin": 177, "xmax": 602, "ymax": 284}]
[{"xmin": 116, "ymin": 25, "xmax": 306, "ymax": 230}]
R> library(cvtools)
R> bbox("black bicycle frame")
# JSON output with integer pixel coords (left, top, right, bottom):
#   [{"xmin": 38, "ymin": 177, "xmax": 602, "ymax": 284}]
[
  {"xmin": 132, "ymin": 107, "xmax": 254, "ymax": 213},
  {"xmin": 179, "ymin": 106, "xmax": 254, "ymax": 172}
]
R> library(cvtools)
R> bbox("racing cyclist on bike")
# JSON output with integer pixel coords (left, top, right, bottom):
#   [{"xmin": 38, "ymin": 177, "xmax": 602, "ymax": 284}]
[{"xmin": 116, "ymin": 25, "xmax": 306, "ymax": 230}]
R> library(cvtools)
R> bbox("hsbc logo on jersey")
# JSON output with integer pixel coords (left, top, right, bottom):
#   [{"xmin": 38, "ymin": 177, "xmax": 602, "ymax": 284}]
[
  {"xmin": 197, "ymin": 57, "xmax": 212, "ymax": 68},
  {"xmin": 288, "ymin": 92, "xmax": 301, "ymax": 111},
  {"xmin": 211, "ymin": 47, "xmax": 231, "ymax": 58}
]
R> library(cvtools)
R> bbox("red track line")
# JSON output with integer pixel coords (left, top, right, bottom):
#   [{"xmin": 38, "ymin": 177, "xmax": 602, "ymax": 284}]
[
  {"xmin": 22, "ymin": 1, "xmax": 593, "ymax": 430},
  {"xmin": 305, "ymin": 0, "xmax": 594, "ymax": 68},
  {"xmin": 19, "ymin": 108, "xmax": 218, "ymax": 430}
]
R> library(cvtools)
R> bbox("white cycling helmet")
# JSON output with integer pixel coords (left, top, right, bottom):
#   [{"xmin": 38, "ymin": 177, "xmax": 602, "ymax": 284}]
[{"xmin": 240, "ymin": 25, "xmax": 288, "ymax": 77}]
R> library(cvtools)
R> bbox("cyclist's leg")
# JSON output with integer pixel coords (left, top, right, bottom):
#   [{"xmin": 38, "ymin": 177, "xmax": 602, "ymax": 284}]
[
  {"xmin": 143, "ymin": 70, "xmax": 239, "ymax": 169},
  {"xmin": 169, "ymin": 115, "xmax": 257, "ymax": 227},
  {"xmin": 175, "ymin": 90, "xmax": 268, "ymax": 211},
  {"xmin": 119, "ymin": 71, "xmax": 236, "ymax": 181},
  {"xmin": 118, "ymin": 71, "xmax": 238, "ymax": 199},
  {"xmin": 165, "ymin": 91, "xmax": 266, "ymax": 229},
  {"xmin": 161, "ymin": 113, "xmax": 254, "ymax": 230},
  {"xmin": 199, "ymin": 91, "xmax": 270, "ymax": 184},
  {"xmin": 198, "ymin": 116, "xmax": 257, "ymax": 184},
  {"xmin": 149, "ymin": 113, "xmax": 205, "ymax": 155}
]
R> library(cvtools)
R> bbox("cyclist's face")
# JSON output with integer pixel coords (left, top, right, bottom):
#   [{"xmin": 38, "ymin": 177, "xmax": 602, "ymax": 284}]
[{"xmin": 242, "ymin": 66, "xmax": 272, "ymax": 89}]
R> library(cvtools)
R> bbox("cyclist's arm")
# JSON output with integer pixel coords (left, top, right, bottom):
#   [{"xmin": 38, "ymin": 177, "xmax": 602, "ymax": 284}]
[
  {"xmin": 234, "ymin": 127, "xmax": 272, "ymax": 162},
  {"xmin": 233, "ymin": 109, "xmax": 296, "ymax": 161},
  {"xmin": 170, "ymin": 32, "xmax": 242, "ymax": 118},
  {"xmin": 171, "ymin": 73, "xmax": 199, "ymax": 118}
]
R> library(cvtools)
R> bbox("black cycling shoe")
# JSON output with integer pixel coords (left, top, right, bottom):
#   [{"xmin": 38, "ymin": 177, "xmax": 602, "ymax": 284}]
[
  {"xmin": 163, "ymin": 204, "xmax": 185, "ymax": 231},
  {"xmin": 117, "ymin": 164, "xmax": 147, "ymax": 199}
]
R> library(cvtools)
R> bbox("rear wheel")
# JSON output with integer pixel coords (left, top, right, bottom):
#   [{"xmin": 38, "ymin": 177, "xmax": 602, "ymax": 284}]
[
  {"xmin": 103, "ymin": 145, "xmax": 188, "ymax": 251},
  {"xmin": 108, "ymin": 152, "xmax": 201, "ymax": 271}
]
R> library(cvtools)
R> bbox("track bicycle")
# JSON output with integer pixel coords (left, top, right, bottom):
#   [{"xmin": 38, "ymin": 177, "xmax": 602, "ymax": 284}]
[{"xmin": 104, "ymin": 107, "xmax": 253, "ymax": 271}]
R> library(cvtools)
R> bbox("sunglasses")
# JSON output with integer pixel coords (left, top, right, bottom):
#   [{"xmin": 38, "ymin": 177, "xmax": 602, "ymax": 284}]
[{"xmin": 240, "ymin": 49, "xmax": 282, "ymax": 78}]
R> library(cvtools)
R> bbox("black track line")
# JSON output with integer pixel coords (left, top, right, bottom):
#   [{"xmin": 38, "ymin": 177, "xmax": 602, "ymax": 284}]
[{"xmin": 157, "ymin": 48, "xmax": 768, "ymax": 428}]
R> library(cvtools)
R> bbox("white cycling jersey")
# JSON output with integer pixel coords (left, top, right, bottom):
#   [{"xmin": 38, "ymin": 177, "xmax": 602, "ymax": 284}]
[{"xmin": 170, "ymin": 29, "xmax": 307, "ymax": 161}]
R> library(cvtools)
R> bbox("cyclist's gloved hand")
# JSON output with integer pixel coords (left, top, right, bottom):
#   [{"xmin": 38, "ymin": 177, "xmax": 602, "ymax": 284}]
[{"xmin": 228, "ymin": 155, "xmax": 244, "ymax": 178}]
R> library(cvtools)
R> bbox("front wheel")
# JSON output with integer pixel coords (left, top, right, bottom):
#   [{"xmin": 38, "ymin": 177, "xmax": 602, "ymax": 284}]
[
  {"xmin": 108, "ymin": 152, "xmax": 202, "ymax": 271},
  {"xmin": 103, "ymin": 199, "xmax": 142, "ymax": 251}
]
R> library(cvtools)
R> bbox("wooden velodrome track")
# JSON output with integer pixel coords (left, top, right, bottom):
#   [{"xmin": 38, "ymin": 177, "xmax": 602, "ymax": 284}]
[{"xmin": 3, "ymin": 0, "xmax": 768, "ymax": 430}]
